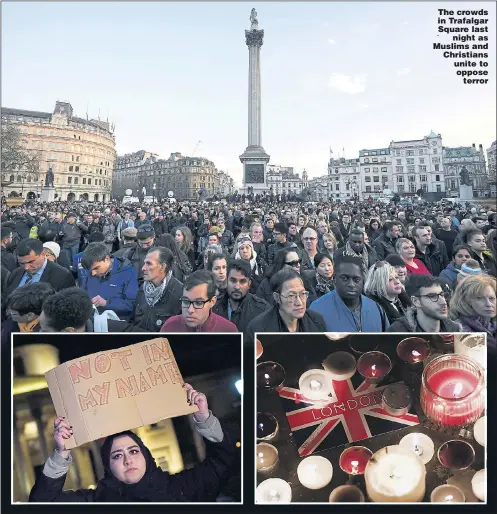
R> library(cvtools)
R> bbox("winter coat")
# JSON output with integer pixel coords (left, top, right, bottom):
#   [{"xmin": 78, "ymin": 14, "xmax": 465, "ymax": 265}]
[
  {"xmin": 79, "ymin": 257, "xmax": 138, "ymax": 320},
  {"xmin": 101, "ymin": 218, "xmax": 116, "ymax": 244},
  {"xmin": 266, "ymin": 241, "xmax": 294, "ymax": 266},
  {"xmin": 471, "ymin": 250, "xmax": 497, "ymax": 278},
  {"xmin": 414, "ymin": 241, "xmax": 448, "ymax": 277},
  {"xmin": 121, "ymin": 244, "xmax": 150, "ymax": 286},
  {"xmin": 131, "ymin": 276, "xmax": 183, "ymax": 331},
  {"xmin": 218, "ymin": 229, "xmax": 235, "ymax": 254},
  {"xmin": 212, "ymin": 292, "xmax": 269, "ymax": 336},
  {"xmin": 1, "ymin": 246, "xmax": 17, "ymax": 272},
  {"xmin": 439, "ymin": 262, "xmax": 459, "ymax": 288},
  {"xmin": 372, "ymin": 233, "xmax": 397, "ymax": 260},
  {"xmin": 334, "ymin": 244, "xmax": 379, "ymax": 270},
  {"xmin": 60, "ymin": 222, "xmax": 88, "ymax": 247},
  {"xmin": 245, "ymin": 305, "xmax": 326, "ymax": 346},
  {"xmin": 366, "ymin": 292, "xmax": 411, "ymax": 324},
  {"xmin": 387, "ymin": 307, "xmax": 462, "ymax": 333}
]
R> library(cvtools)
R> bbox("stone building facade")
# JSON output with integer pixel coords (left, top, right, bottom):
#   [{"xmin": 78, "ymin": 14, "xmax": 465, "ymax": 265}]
[
  {"xmin": 486, "ymin": 141, "xmax": 496, "ymax": 197},
  {"xmin": 266, "ymin": 165, "xmax": 305, "ymax": 196},
  {"xmin": 1, "ymin": 101, "xmax": 116, "ymax": 202},
  {"xmin": 327, "ymin": 157, "xmax": 361, "ymax": 201},
  {"xmin": 359, "ymin": 148, "xmax": 391, "ymax": 198},
  {"xmin": 113, "ymin": 150, "xmax": 159, "ymax": 198},
  {"xmin": 443, "ymin": 144, "xmax": 488, "ymax": 197}
]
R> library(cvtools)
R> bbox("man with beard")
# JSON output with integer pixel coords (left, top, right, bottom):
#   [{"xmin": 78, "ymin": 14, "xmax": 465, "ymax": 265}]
[
  {"xmin": 213, "ymin": 259, "xmax": 268, "ymax": 337},
  {"xmin": 372, "ymin": 221, "xmax": 401, "ymax": 260},
  {"xmin": 122, "ymin": 224, "xmax": 156, "ymax": 285},
  {"xmin": 1, "ymin": 228, "xmax": 18, "ymax": 272},
  {"xmin": 388, "ymin": 275, "xmax": 461, "ymax": 333},
  {"xmin": 310, "ymin": 255, "xmax": 388, "ymax": 332},
  {"xmin": 334, "ymin": 228, "xmax": 378, "ymax": 275}
]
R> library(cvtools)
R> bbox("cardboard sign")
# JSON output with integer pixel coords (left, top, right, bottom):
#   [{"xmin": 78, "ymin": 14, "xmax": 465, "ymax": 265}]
[{"xmin": 45, "ymin": 338, "xmax": 198, "ymax": 449}]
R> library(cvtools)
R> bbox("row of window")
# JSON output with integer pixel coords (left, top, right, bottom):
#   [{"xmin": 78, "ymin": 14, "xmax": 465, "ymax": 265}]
[
  {"xmin": 66, "ymin": 176, "xmax": 109, "ymax": 186},
  {"xmin": 363, "ymin": 157, "xmax": 388, "ymax": 163},
  {"xmin": 395, "ymin": 165, "xmax": 441, "ymax": 172},
  {"xmin": 362, "ymin": 150, "xmax": 388, "ymax": 156},
  {"xmin": 364, "ymin": 176, "xmax": 389, "ymax": 183},
  {"xmin": 364, "ymin": 167, "xmax": 388, "ymax": 173},
  {"xmin": 396, "ymin": 174, "xmax": 441, "ymax": 183}
]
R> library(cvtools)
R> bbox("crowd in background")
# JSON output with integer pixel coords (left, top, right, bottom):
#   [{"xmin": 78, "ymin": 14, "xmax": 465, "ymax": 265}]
[{"xmin": 1, "ymin": 196, "xmax": 496, "ymax": 354}]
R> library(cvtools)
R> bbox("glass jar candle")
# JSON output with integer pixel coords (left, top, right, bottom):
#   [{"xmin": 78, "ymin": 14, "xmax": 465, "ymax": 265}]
[{"xmin": 420, "ymin": 354, "xmax": 485, "ymax": 427}]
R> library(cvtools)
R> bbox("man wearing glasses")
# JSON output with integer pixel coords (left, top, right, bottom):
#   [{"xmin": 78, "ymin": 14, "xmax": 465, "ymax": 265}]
[
  {"xmin": 300, "ymin": 227, "xmax": 319, "ymax": 270},
  {"xmin": 387, "ymin": 274, "xmax": 461, "ymax": 333},
  {"xmin": 160, "ymin": 270, "xmax": 238, "ymax": 333}
]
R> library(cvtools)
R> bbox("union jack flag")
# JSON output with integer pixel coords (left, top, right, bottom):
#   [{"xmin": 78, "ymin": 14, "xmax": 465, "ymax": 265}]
[{"xmin": 277, "ymin": 375, "xmax": 420, "ymax": 457}]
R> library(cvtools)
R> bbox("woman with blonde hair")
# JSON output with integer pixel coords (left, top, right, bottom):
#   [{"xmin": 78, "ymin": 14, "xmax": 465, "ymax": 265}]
[
  {"xmin": 449, "ymin": 274, "xmax": 496, "ymax": 353},
  {"xmin": 396, "ymin": 238, "xmax": 431, "ymax": 276},
  {"xmin": 364, "ymin": 261, "xmax": 411, "ymax": 324},
  {"xmin": 321, "ymin": 232, "xmax": 337, "ymax": 261}
]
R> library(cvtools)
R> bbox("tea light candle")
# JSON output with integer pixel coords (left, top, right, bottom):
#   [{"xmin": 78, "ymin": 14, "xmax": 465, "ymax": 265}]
[
  {"xmin": 256, "ymin": 361, "xmax": 286, "ymax": 390},
  {"xmin": 421, "ymin": 355, "xmax": 485, "ymax": 427},
  {"xmin": 256, "ymin": 443, "xmax": 279, "ymax": 473},
  {"xmin": 256, "ymin": 338, "xmax": 263, "ymax": 359},
  {"xmin": 339, "ymin": 446, "xmax": 373, "ymax": 475},
  {"xmin": 357, "ymin": 351, "xmax": 392, "ymax": 384},
  {"xmin": 471, "ymin": 469, "xmax": 485, "ymax": 502},
  {"xmin": 454, "ymin": 334, "xmax": 486, "ymax": 370},
  {"xmin": 322, "ymin": 351, "xmax": 357, "ymax": 381},
  {"xmin": 430, "ymin": 484, "xmax": 465, "ymax": 503},
  {"xmin": 437, "ymin": 440, "xmax": 475, "ymax": 471},
  {"xmin": 397, "ymin": 337, "xmax": 431, "ymax": 365},
  {"xmin": 325, "ymin": 332, "xmax": 352, "ymax": 341},
  {"xmin": 364, "ymin": 445, "xmax": 426, "ymax": 502},
  {"xmin": 329, "ymin": 485, "xmax": 365, "ymax": 502},
  {"xmin": 256, "ymin": 478, "xmax": 292, "ymax": 504},
  {"xmin": 382, "ymin": 384, "xmax": 412, "ymax": 416},
  {"xmin": 297, "ymin": 456, "xmax": 333, "ymax": 490},
  {"xmin": 399, "ymin": 433, "xmax": 435, "ymax": 465},
  {"xmin": 447, "ymin": 470, "xmax": 479, "ymax": 502},
  {"xmin": 473, "ymin": 416, "xmax": 485, "ymax": 446},
  {"xmin": 257, "ymin": 412, "xmax": 279, "ymax": 441},
  {"xmin": 298, "ymin": 369, "xmax": 333, "ymax": 400}
]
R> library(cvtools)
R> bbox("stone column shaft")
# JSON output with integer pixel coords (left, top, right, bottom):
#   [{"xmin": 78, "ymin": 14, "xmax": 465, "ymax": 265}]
[{"xmin": 248, "ymin": 45, "xmax": 262, "ymax": 147}]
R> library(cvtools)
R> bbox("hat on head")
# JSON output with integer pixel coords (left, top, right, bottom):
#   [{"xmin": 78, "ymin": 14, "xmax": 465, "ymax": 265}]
[
  {"xmin": 206, "ymin": 243, "xmax": 223, "ymax": 254},
  {"xmin": 67, "ymin": 212, "xmax": 76, "ymax": 218},
  {"xmin": 122, "ymin": 227, "xmax": 137, "ymax": 239},
  {"xmin": 43, "ymin": 241, "xmax": 60, "ymax": 259},
  {"xmin": 385, "ymin": 254, "xmax": 406, "ymax": 268},
  {"xmin": 457, "ymin": 259, "xmax": 482, "ymax": 283},
  {"xmin": 236, "ymin": 236, "xmax": 254, "ymax": 252},
  {"xmin": 136, "ymin": 224, "xmax": 155, "ymax": 240}
]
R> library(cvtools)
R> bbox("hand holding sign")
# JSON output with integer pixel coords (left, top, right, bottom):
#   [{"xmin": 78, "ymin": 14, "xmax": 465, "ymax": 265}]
[
  {"xmin": 53, "ymin": 416, "xmax": 73, "ymax": 459},
  {"xmin": 184, "ymin": 383, "xmax": 209, "ymax": 422}
]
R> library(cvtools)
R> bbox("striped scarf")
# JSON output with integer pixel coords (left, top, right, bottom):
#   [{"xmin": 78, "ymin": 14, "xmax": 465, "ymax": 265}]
[{"xmin": 143, "ymin": 270, "xmax": 173, "ymax": 307}]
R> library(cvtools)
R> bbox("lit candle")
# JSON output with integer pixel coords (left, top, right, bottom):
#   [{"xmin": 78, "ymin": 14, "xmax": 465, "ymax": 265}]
[
  {"xmin": 256, "ymin": 478, "xmax": 292, "ymax": 504},
  {"xmin": 329, "ymin": 485, "xmax": 365, "ymax": 502},
  {"xmin": 471, "ymin": 469, "xmax": 485, "ymax": 502},
  {"xmin": 357, "ymin": 351, "xmax": 392, "ymax": 384},
  {"xmin": 437, "ymin": 440, "xmax": 475, "ymax": 471},
  {"xmin": 298, "ymin": 369, "xmax": 333, "ymax": 400},
  {"xmin": 256, "ymin": 443, "xmax": 279, "ymax": 473},
  {"xmin": 322, "ymin": 351, "xmax": 357, "ymax": 381},
  {"xmin": 397, "ymin": 337, "xmax": 431, "ymax": 365},
  {"xmin": 339, "ymin": 446, "xmax": 373, "ymax": 475},
  {"xmin": 257, "ymin": 361, "xmax": 286, "ymax": 390},
  {"xmin": 473, "ymin": 416, "xmax": 485, "ymax": 446},
  {"xmin": 430, "ymin": 484, "xmax": 465, "ymax": 503},
  {"xmin": 256, "ymin": 338, "xmax": 263, "ymax": 359},
  {"xmin": 297, "ymin": 456, "xmax": 333, "ymax": 490},
  {"xmin": 420, "ymin": 355, "xmax": 485, "ymax": 427},
  {"xmin": 364, "ymin": 445, "xmax": 426, "ymax": 502},
  {"xmin": 382, "ymin": 384, "xmax": 412, "ymax": 416},
  {"xmin": 398, "ymin": 433, "xmax": 435, "ymax": 465},
  {"xmin": 257, "ymin": 412, "xmax": 279, "ymax": 442},
  {"xmin": 454, "ymin": 334, "xmax": 486, "ymax": 370}
]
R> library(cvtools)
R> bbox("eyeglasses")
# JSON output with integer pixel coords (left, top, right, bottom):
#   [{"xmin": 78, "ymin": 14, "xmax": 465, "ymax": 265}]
[
  {"xmin": 285, "ymin": 259, "xmax": 301, "ymax": 267},
  {"xmin": 279, "ymin": 291, "xmax": 309, "ymax": 303},
  {"xmin": 415, "ymin": 292, "xmax": 448, "ymax": 303},
  {"xmin": 180, "ymin": 297, "xmax": 213, "ymax": 309},
  {"xmin": 303, "ymin": 237, "xmax": 317, "ymax": 241}
]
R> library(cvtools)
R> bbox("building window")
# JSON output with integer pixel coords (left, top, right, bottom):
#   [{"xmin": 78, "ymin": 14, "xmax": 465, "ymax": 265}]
[
  {"xmin": 380, "ymin": 150, "xmax": 386, "ymax": 155},
  {"xmin": 407, "ymin": 166, "xmax": 415, "ymax": 173},
  {"xmin": 395, "ymin": 166, "xmax": 403, "ymax": 173},
  {"xmin": 420, "ymin": 175, "xmax": 427, "ymax": 182},
  {"xmin": 69, "ymin": 166, "xmax": 73, "ymax": 171},
  {"xmin": 397, "ymin": 184, "xmax": 405, "ymax": 192},
  {"xmin": 435, "ymin": 175, "xmax": 440, "ymax": 182},
  {"xmin": 435, "ymin": 164, "xmax": 439, "ymax": 172},
  {"xmin": 372, "ymin": 158, "xmax": 378, "ymax": 163},
  {"xmin": 419, "ymin": 149, "xmax": 424, "ymax": 155},
  {"xmin": 335, "ymin": 183, "xmax": 339, "ymax": 190},
  {"xmin": 68, "ymin": 177, "xmax": 72, "ymax": 184},
  {"xmin": 408, "ymin": 175, "xmax": 416, "ymax": 182},
  {"xmin": 365, "ymin": 186, "xmax": 371, "ymax": 192},
  {"xmin": 406, "ymin": 158, "xmax": 414, "ymax": 165},
  {"xmin": 72, "ymin": 155, "xmax": 74, "ymax": 161},
  {"xmin": 88, "ymin": 179, "xmax": 92, "ymax": 185},
  {"xmin": 419, "ymin": 158, "xmax": 425, "ymax": 164},
  {"xmin": 407, "ymin": 150, "xmax": 414, "ymax": 156},
  {"xmin": 436, "ymin": 184, "xmax": 442, "ymax": 192},
  {"xmin": 82, "ymin": 178, "xmax": 86, "ymax": 184},
  {"xmin": 381, "ymin": 167, "xmax": 387, "ymax": 172},
  {"xmin": 450, "ymin": 179, "xmax": 456, "ymax": 189},
  {"xmin": 409, "ymin": 183, "xmax": 416, "ymax": 193},
  {"xmin": 363, "ymin": 152, "xmax": 369, "ymax": 156},
  {"xmin": 364, "ymin": 158, "xmax": 370, "ymax": 163},
  {"xmin": 396, "ymin": 159, "xmax": 402, "ymax": 165},
  {"xmin": 365, "ymin": 177, "xmax": 371, "ymax": 182},
  {"xmin": 364, "ymin": 168, "xmax": 370, "ymax": 172},
  {"xmin": 373, "ymin": 167, "xmax": 378, "ymax": 172},
  {"xmin": 433, "ymin": 148, "xmax": 438, "ymax": 154},
  {"xmin": 373, "ymin": 176, "xmax": 379, "ymax": 183},
  {"xmin": 397, "ymin": 176, "xmax": 404, "ymax": 183},
  {"xmin": 419, "ymin": 165, "xmax": 427, "ymax": 172},
  {"xmin": 74, "ymin": 177, "xmax": 79, "ymax": 185}
]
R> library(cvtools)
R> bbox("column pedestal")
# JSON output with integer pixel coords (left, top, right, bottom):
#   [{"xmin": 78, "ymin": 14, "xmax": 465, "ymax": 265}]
[{"xmin": 41, "ymin": 186, "xmax": 55, "ymax": 202}]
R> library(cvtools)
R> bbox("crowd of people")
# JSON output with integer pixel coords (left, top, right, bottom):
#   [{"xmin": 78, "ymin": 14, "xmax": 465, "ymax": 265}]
[{"xmin": 1, "ymin": 195, "xmax": 496, "ymax": 354}]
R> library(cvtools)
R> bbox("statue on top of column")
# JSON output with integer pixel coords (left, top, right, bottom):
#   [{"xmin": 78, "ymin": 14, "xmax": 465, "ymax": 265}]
[{"xmin": 250, "ymin": 8, "xmax": 258, "ymax": 29}]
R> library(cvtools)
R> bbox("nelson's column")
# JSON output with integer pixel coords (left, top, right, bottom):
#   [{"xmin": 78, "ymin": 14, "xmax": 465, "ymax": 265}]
[{"xmin": 240, "ymin": 8, "xmax": 270, "ymax": 195}]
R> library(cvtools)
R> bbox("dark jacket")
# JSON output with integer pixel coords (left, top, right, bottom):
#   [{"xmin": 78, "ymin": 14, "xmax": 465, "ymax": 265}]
[
  {"xmin": 266, "ymin": 241, "xmax": 293, "ymax": 266},
  {"xmin": 339, "ymin": 222, "xmax": 352, "ymax": 240},
  {"xmin": 387, "ymin": 307, "xmax": 461, "ymax": 333},
  {"xmin": 218, "ymin": 229, "xmax": 235, "ymax": 254},
  {"xmin": 213, "ymin": 292, "xmax": 269, "ymax": 335},
  {"xmin": 152, "ymin": 218, "xmax": 169, "ymax": 237},
  {"xmin": 80, "ymin": 257, "xmax": 138, "ymax": 320},
  {"xmin": 121, "ymin": 244, "xmax": 150, "ymax": 286},
  {"xmin": 334, "ymin": 244, "xmax": 379, "ymax": 269},
  {"xmin": 61, "ymin": 221, "xmax": 88, "ymax": 247},
  {"xmin": 112, "ymin": 242, "xmax": 136, "ymax": 259},
  {"xmin": 439, "ymin": 262, "xmax": 459, "ymax": 288},
  {"xmin": 245, "ymin": 305, "xmax": 326, "ymax": 346},
  {"xmin": 372, "ymin": 233, "xmax": 397, "ymax": 260},
  {"xmin": 131, "ymin": 276, "xmax": 183, "ymax": 331},
  {"xmin": 1, "ymin": 246, "xmax": 17, "ymax": 272},
  {"xmin": 3, "ymin": 260, "xmax": 75, "ymax": 300},
  {"xmin": 367, "ymin": 292, "xmax": 411, "ymax": 324},
  {"xmin": 471, "ymin": 250, "xmax": 497, "ymax": 278},
  {"xmin": 414, "ymin": 241, "xmax": 448, "ymax": 277}
]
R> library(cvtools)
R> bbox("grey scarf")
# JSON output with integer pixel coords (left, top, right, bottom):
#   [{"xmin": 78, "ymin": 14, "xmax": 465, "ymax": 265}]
[{"xmin": 143, "ymin": 270, "xmax": 173, "ymax": 307}]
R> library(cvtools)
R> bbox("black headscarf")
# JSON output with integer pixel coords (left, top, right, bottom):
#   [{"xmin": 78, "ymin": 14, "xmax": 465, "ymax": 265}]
[{"xmin": 93, "ymin": 430, "xmax": 182, "ymax": 502}]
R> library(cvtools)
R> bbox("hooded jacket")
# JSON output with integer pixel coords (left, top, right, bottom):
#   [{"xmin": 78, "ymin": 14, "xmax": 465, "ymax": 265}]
[
  {"xmin": 80, "ymin": 257, "xmax": 138, "ymax": 320},
  {"xmin": 439, "ymin": 262, "xmax": 459, "ymax": 288},
  {"xmin": 29, "ymin": 417, "xmax": 235, "ymax": 502},
  {"xmin": 387, "ymin": 307, "xmax": 462, "ymax": 333}
]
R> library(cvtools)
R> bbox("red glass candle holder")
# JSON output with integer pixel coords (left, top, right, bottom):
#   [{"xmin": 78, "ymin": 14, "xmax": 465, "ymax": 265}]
[
  {"xmin": 257, "ymin": 361, "xmax": 286, "ymax": 390},
  {"xmin": 420, "ymin": 354, "xmax": 485, "ymax": 427},
  {"xmin": 397, "ymin": 337, "xmax": 431, "ymax": 365},
  {"xmin": 339, "ymin": 446, "xmax": 373, "ymax": 475},
  {"xmin": 357, "ymin": 351, "xmax": 392, "ymax": 384},
  {"xmin": 437, "ymin": 440, "xmax": 475, "ymax": 471}
]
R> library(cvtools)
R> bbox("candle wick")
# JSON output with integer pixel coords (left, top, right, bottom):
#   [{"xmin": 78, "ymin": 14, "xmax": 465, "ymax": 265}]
[{"xmin": 413, "ymin": 444, "xmax": 424, "ymax": 456}]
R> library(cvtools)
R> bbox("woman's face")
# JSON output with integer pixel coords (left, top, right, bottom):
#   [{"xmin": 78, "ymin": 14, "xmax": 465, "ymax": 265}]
[
  {"xmin": 371, "ymin": 221, "xmax": 379, "ymax": 230},
  {"xmin": 317, "ymin": 257, "xmax": 334, "ymax": 278},
  {"xmin": 109, "ymin": 435, "xmax": 146, "ymax": 484},
  {"xmin": 212, "ymin": 258, "xmax": 227, "ymax": 288},
  {"xmin": 323, "ymin": 235, "xmax": 335, "ymax": 251},
  {"xmin": 239, "ymin": 243, "xmax": 253, "ymax": 260},
  {"xmin": 251, "ymin": 226, "xmax": 263, "ymax": 242},
  {"xmin": 386, "ymin": 272, "xmax": 403, "ymax": 296},
  {"xmin": 399, "ymin": 241, "xmax": 416, "ymax": 260},
  {"xmin": 175, "ymin": 230, "xmax": 184, "ymax": 244},
  {"xmin": 471, "ymin": 285, "xmax": 496, "ymax": 319},
  {"xmin": 277, "ymin": 278, "xmax": 307, "ymax": 320},
  {"xmin": 454, "ymin": 248, "xmax": 471, "ymax": 268},
  {"xmin": 395, "ymin": 265, "xmax": 408, "ymax": 283},
  {"xmin": 45, "ymin": 250, "xmax": 56, "ymax": 262},
  {"xmin": 283, "ymin": 251, "xmax": 301, "ymax": 272},
  {"xmin": 298, "ymin": 216, "xmax": 305, "ymax": 226}
]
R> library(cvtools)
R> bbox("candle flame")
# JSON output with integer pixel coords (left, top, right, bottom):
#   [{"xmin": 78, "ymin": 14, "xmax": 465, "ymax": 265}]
[
  {"xmin": 453, "ymin": 382, "xmax": 463, "ymax": 397},
  {"xmin": 264, "ymin": 373, "xmax": 270, "ymax": 380},
  {"xmin": 371, "ymin": 364, "xmax": 376, "ymax": 376},
  {"xmin": 445, "ymin": 494, "xmax": 454, "ymax": 502},
  {"xmin": 412, "ymin": 350, "xmax": 421, "ymax": 357},
  {"xmin": 258, "ymin": 452, "xmax": 264, "ymax": 458},
  {"xmin": 351, "ymin": 459, "xmax": 359, "ymax": 470}
]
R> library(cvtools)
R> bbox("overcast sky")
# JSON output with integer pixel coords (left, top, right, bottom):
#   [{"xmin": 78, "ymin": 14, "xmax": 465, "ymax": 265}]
[{"xmin": 2, "ymin": 2, "xmax": 496, "ymax": 187}]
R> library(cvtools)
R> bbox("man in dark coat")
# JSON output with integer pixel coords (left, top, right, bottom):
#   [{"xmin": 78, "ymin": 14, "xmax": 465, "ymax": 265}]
[
  {"xmin": 121, "ymin": 225, "xmax": 156, "ymax": 286},
  {"xmin": 1, "ymin": 227, "xmax": 18, "ymax": 272},
  {"xmin": 412, "ymin": 225, "xmax": 448, "ymax": 277},
  {"xmin": 266, "ymin": 223, "xmax": 293, "ymax": 265},
  {"xmin": 3, "ymin": 239, "xmax": 75, "ymax": 302},
  {"xmin": 372, "ymin": 221, "xmax": 401, "ymax": 260},
  {"xmin": 334, "ymin": 228, "xmax": 378, "ymax": 275},
  {"xmin": 213, "ymin": 259, "xmax": 269, "ymax": 337}
]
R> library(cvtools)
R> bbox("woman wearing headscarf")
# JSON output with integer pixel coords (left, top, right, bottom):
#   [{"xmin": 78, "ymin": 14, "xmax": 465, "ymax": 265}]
[
  {"xmin": 29, "ymin": 384, "xmax": 235, "ymax": 502},
  {"xmin": 155, "ymin": 233, "xmax": 192, "ymax": 282},
  {"xmin": 234, "ymin": 236, "xmax": 266, "ymax": 294}
]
